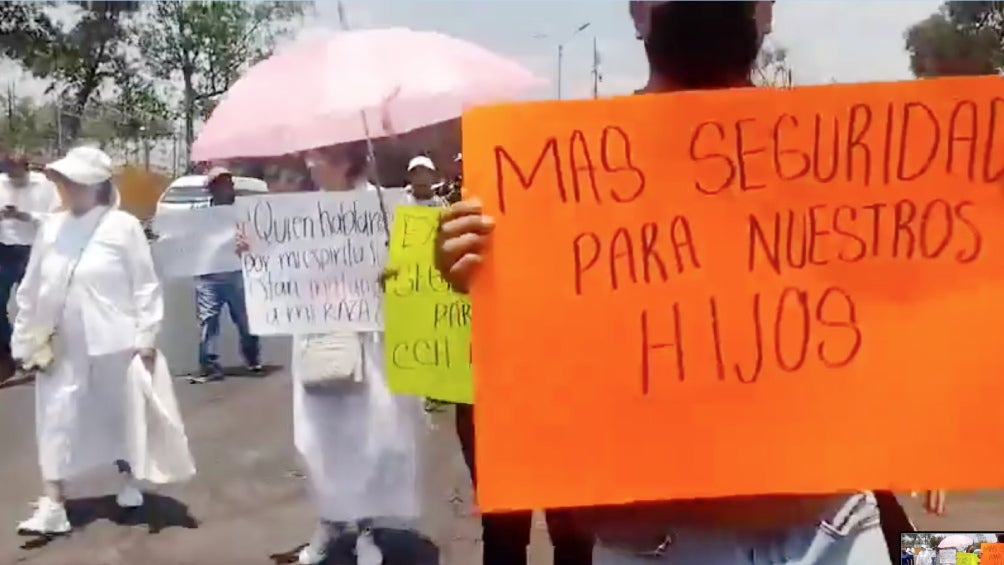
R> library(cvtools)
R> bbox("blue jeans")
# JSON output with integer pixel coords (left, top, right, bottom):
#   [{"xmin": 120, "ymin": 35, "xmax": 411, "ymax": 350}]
[
  {"xmin": 593, "ymin": 493, "xmax": 890, "ymax": 565},
  {"xmin": 0, "ymin": 244, "xmax": 30, "ymax": 355},
  {"xmin": 196, "ymin": 271, "xmax": 260, "ymax": 373}
]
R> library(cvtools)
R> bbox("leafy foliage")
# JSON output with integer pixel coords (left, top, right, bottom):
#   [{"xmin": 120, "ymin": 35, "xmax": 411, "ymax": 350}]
[
  {"xmin": 1, "ymin": 0, "xmax": 302, "ymax": 158},
  {"xmin": 0, "ymin": 88, "xmax": 57, "ymax": 154},
  {"xmin": 905, "ymin": 1, "xmax": 1004, "ymax": 77},
  {"xmin": 136, "ymin": 1, "xmax": 306, "ymax": 152}
]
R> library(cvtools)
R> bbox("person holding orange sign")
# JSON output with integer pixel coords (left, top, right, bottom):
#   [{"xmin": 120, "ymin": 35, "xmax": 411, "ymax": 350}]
[{"xmin": 436, "ymin": 2, "xmax": 900, "ymax": 564}]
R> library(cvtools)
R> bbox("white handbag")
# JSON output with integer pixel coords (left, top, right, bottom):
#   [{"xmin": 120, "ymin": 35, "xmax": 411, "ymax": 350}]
[{"xmin": 297, "ymin": 331, "xmax": 366, "ymax": 392}]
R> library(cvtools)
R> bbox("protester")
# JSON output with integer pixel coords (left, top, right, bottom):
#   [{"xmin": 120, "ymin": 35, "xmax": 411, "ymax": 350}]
[
  {"xmin": 12, "ymin": 146, "xmax": 194, "ymax": 535},
  {"xmin": 191, "ymin": 166, "xmax": 262, "ymax": 384},
  {"xmin": 245, "ymin": 143, "xmax": 425, "ymax": 565},
  {"xmin": 441, "ymin": 153, "xmax": 462, "ymax": 204},
  {"xmin": 0, "ymin": 151, "xmax": 61, "ymax": 381},
  {"xmin": 403, "ymin": 155, "xmax": 446, "ymax": 207},
  {"xmin": 434, "ymin": 2, "xmax": 895, "ymax": 564}
]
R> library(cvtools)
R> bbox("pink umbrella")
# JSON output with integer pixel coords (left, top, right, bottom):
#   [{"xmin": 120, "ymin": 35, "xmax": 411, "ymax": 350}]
[
  {"xmin": 938, "ymin": 534, "xmax": 974, "ymax": 548},
  {"xmin": 191, "ymin": 28, "xmax": 546, "ymax": 161}
]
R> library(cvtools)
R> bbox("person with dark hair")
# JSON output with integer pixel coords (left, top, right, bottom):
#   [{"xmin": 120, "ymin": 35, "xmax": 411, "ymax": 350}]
[
  {"xmin": 434, "ymin": 2, "xmax": 892, "ymax": 564},
  {"xmin": 0, "ymin": 150, "xmax": 61, "ymax": 381},
  {"xmin": 190, "ymin": 166, "xmax": 262, "ymax": 383},
  {"xmin": 12, "ymin": 146, "xmax": 194, "ymax": 535}
]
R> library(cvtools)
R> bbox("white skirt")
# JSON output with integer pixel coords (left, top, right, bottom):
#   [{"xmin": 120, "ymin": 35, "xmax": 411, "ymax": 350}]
[
  {"xmin": 292, "ymin": 333, "xmax": 424, "ymax": 523},
  {"xmin": 35, "ymin": 299, "xmax": 195, "ymax": 483},
  {"xmin": 36, "ymin": 347, "xmax": 133, "ymax": 481}
]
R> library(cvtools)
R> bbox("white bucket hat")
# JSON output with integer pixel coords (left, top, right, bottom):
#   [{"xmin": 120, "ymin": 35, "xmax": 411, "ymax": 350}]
[{"xmin": 46, "ymin": 146, "xmax": 114, "ymax": 186}]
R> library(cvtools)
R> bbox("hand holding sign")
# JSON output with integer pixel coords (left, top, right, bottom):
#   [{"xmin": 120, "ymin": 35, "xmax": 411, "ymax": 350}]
[
  {"xmin": 235, "ymin": 222, "xmax": 250, "ymax": 256},
  {"xmin": 463, "ymin": 76, "xmax": 1004, "ymax": 511},
  {"xmin": 435, "ymin": 199, "xmax": 494, "ymax": 293}
]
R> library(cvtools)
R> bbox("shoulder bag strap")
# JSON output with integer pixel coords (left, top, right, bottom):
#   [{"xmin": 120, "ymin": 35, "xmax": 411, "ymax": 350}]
[{"xmin": 54, "ymin": 209, "xmax": 111, "ymax": 328}]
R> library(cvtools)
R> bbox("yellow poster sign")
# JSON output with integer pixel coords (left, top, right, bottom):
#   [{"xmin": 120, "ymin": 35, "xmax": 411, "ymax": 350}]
[
  {"xmin": 957, "ymin": 552, "xmax": 978, "ymax": 565},
  {"xmin": 385, "ymin": 206, "xmax": 473, "ymax": 403}
]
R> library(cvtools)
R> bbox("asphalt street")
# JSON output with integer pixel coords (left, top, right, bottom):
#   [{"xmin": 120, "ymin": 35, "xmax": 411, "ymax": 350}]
[{"xmin": 1, "ymin": 371, "xmax": 1001, "ymax": 564}]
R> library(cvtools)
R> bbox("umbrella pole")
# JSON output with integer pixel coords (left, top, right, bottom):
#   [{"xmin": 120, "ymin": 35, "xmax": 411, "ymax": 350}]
[
  {"xmin": 359, "ymin": 110, "xmax": 392, "ymax": 243},
  {"xmin": 337, "ymin": 6, "xmax": 391, "ymax": 243}
]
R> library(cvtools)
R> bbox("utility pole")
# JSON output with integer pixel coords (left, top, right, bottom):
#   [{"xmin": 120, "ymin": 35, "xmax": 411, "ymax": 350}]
[
  {"xmin": 557, "ymin": 44, "xmax": 564, "ymax": 100},
  {"xmin": 591, "ymin": 36, "xmax": 601, "ymax": 99},
  {"xmin": 5, "ymin": 84, "xmax": 12, "ymax": 122},
  {"xmin": 54, "ymin": 92, "xmax": 63, "ymax": 155},
  {"xmin": 547, "ymin": 22, "xmax": 591, "ymax": 100},
  {"xmin": 336, "ymin": 0, "xmax": 349, "ymax": 30}
]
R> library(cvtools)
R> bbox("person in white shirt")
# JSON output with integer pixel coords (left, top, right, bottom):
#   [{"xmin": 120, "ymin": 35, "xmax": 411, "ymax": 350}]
[
  {"xmin": 12, "ymin": 146, "xmax": 194, "ymax": 536},
  {"xmin": 0, "ymin": 152, "xmax": 60, "ymax": 380},
  {"xmin": 403, "ymin": 155, "xmax": 446, "ymax": 208}
]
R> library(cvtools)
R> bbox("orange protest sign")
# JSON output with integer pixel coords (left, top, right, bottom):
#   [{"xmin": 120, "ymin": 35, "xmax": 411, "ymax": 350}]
[
  {"xmin": 983, "ymin": 543, "xmax": 1004, "ymax": 565},
  {"xmin": 462, "ymin": 76, "xmax": 1004, "ymax": 512}
]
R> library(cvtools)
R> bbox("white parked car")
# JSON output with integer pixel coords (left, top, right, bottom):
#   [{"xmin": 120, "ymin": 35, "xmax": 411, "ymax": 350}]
[{"xmin": 155, "ymin": 174, "xmax": 268, "ymax": 215}]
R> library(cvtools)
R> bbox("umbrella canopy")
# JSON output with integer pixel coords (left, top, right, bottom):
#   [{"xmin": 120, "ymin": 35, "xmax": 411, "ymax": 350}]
[
  {"xmin": 191, "ymin": 28, "xmax": 545, "ymax": 162},
  {"xmin": 939, "ymin": 534, "xmax": 974, "ymax": 548}
]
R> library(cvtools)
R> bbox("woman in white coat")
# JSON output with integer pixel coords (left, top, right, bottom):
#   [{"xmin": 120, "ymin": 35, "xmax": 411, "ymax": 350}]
[
  {"xmin": 283, "ymin": 143, "xmax": 425, "ymax": 565},
  {"xmin": 12, "ymin": 146, "xmax": 195, "ymax": 535}
]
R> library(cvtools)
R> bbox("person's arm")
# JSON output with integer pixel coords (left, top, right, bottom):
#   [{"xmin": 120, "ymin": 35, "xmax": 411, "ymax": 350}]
[
  {"xmin": 20, "ymin": 180, "xmax": 62, "ymax": 223},
  {"xmin": 10, "ymin": 224, "xmax": 48, "ymax": 362},
  {"xmin": 125, "ymin": 214, "xmax": 164, "ymax": 354}
]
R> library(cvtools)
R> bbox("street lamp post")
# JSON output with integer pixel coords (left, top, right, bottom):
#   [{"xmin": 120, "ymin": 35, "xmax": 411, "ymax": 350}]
[
  {"xmin": 558, "ymin": 22, "xmax": 591, "ymax": 100},
  {"xmin": 536, "ymin": 22, "xmax": 591, "ymax": 100}
]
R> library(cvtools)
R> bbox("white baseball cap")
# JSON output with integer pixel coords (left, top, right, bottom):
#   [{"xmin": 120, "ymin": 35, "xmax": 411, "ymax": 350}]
[
  {"xmin": 46, "ymin": 146, "xmax": 113, "ymax": 186},
  {"xmin": 407, "ymin": 155, "xmax": 436, "ymax": 172}
]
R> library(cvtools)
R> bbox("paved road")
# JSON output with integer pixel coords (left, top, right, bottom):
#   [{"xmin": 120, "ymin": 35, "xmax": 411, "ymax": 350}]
[
  {"xmin": 1, "ymin": 371, "xmax": 1001, "ymax": 564},
  {"xmin": 0, "ymin": 370, "xmax": 555, "ymax": 565}
]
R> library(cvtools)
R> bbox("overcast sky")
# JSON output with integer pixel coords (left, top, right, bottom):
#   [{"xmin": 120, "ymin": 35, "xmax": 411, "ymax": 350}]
[
  {"xmin": 314, "ymin": 0, "xmax": 944, "ymax": 98},
  {"xmin": 4, "ymin": 0, "xmax": 944, "ymax": 102}
]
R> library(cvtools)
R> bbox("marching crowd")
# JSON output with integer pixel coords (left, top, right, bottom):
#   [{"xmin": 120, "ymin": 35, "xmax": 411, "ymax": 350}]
[{"xmin": 0, "ymin": 2, "xmax": 969, "ymax": 565}]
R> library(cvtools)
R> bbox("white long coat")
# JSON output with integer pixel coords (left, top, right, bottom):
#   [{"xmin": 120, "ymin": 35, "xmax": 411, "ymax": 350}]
[{"xmin": 12, "ymin": 206, "xmax": 195, "ymax": 483}]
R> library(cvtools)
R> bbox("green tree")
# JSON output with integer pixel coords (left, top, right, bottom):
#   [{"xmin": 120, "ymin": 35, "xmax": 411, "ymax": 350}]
[
  {"xmin": 137, "ymin": 1, "xmax": 306, "ymax": 157},
  {"xmin": 905, "ymin": 2, "xmax": 1003, "ymax": 77},
  {"xmin": 0, "ymin": 87, "xmax": 57, "ymax": 154},
  {"xmin": 0, "ymin": 1, "xmax": 144, "ymax": 144}
]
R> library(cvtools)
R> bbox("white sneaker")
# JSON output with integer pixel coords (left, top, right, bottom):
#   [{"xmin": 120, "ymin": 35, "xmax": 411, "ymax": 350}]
[
  {"xmin": 17, "ymin": 497, "xmax": 71, "ymax": 535},
  {"xmin": 116, "ymin": 482, "xmax": 144, "ymax": 509},
  {"xmin": 356, "ymin": 528, "xmax": 383, "ymax": 565},
  {"xmin": 297, "ymin": 523, "xmax": 331, "ymax": 565}
]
